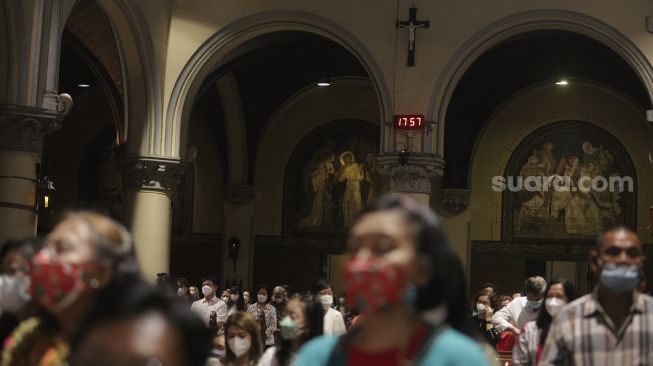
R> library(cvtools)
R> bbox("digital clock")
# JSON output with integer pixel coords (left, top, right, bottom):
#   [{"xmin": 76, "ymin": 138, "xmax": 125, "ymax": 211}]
[{"xmin": 393, "ymin": 115, "xmax": 424, "ymax": 129}]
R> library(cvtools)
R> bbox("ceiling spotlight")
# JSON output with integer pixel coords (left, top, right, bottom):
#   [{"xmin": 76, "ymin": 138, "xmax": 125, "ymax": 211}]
[
  {"xmin": 77, "ymin": 83, "xmax": 91, "ymax": 88},
  {"xmin": 317, "ymin": 76, "xmax": 331, "ymax": 87},
  {"xmin": 555, "ymin": 80, "xmax": 569, "ymax": 86}
]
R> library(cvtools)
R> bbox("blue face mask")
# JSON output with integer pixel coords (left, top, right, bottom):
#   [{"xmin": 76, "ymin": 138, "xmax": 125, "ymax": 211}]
[
  {"xmin": 600, "ymin": 264, "xmax": 640, "ymax": 294},
  {"xmin": 527, "ymin": 299, "xmax": 542, "ymax": 310}
]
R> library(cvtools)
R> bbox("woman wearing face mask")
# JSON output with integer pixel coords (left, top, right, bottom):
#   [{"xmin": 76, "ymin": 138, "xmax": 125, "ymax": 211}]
[
  {"xmin": 247, "ymin": 286, "xmax": 277, "ymax": 348},
  {"xmin": 513, "ymin": 278, "xmax": 576, "ymax": 366},
  {"xmin": 257, "ymin": 295, "xmax": 324, "ymax": 366},
  {"xmin": 189, "ymin": 285, "xmax": 201, "ymax": 302},
  {"xmin": 297, "ymin": 195, "xmax": 488, "ymax": 366},
  {"xmin": 471, "ymin": 291, "xmax": 500, "ymax": 347},
  {"xmin": 228, "ymin": 286, "xmax": 246, "ymax": 316},
  {"xmin": 0, "ymin": 238, "xmax": 41, "ymax": 352},
  {"xmin": 2, "ymin": 211, "xmax": 137, "ymax": 366},
  {"xmin": 217, "ymin": 312, "xmax": 264, "ymax": 366},
  {"xmin": 311, "ymin": 279, "xmax": 346, "ymax": 336}
]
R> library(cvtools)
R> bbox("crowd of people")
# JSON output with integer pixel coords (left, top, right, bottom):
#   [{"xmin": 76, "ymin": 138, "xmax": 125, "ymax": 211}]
[{"xmin": 0, "ymin": 194, "xmax": 651, "ymax": 365}]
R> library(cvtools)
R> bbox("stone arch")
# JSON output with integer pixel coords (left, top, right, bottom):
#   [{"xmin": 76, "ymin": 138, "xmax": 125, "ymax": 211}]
[
  {"xmin": 94, "ymin": 0, "xmax": 162, "ymax": 157},
  {"xmin": 166, "ymin": 11, "xmax": 392, "ymax": 159},
  {"xmin": 428, "ymin": 9, "xmax": 653, "ymax": 155}
]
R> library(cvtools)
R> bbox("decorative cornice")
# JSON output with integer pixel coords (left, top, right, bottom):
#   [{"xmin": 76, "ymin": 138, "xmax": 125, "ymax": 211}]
[
  {"xmin": 0, "ymin": 104, "xmax": 64, "ymax": 153},
  {"xmin": 225, "ymin": 185, "xmax": 254, "ymax": 205},
  {"xmin": 442, "ymin": 188, "xmax": 471, "ymax": 215},
  {"xmin": 119, "ymin": 158, "xmax": 184, "ymax": 197},
  {"xmin": 377, "ymin": 154, "xmax": 445, "ymax": 194}
]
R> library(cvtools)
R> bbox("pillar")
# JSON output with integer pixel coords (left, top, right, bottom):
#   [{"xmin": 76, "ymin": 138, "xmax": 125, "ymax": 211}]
[
  {"xmin": 222, "ymin": 185, "xmax": 254, "ymax": 290},
  {"xmin": 120, "ymin": 158, "xmax": 183, "ymax": 282},
  {"xmin": 0, "ymin": 105, "xmax": 62, "ymax": 243}
]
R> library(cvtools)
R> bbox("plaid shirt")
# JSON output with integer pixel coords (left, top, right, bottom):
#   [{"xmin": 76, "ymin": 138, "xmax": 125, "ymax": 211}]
[{"xmin": 540, "ymin": 289, "xmax": 653, "ymax": 366}]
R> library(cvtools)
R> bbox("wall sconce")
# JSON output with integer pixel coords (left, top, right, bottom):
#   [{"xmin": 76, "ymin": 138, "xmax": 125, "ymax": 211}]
[
  {"xmin": 227, "ymin": 237, "xmax": 240, "ymax": 272},
  {"xmin": 36, "ymin": 176, "xmax": 55, "ymax": 210}
]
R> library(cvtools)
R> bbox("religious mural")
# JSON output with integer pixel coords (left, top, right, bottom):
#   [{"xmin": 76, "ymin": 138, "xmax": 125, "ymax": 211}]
[
  {"xmin": 285, "ymin": 120, "xmax": 379, "ymax": 234},
  {"xmin": 505, "ymin": 121, "xmax": 636, "ymax": 240}
]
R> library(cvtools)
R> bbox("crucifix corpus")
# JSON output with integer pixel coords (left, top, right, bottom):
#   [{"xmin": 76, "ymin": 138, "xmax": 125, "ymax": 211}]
[{"xmin": 396, "ymin": 6, "xmax": 429, "ymax": 66}]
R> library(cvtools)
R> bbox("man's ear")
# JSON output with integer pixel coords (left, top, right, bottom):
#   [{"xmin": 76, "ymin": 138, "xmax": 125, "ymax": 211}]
[{"xmin": 588, "ymin": 250, "xmax": 600, "ymax": 273}]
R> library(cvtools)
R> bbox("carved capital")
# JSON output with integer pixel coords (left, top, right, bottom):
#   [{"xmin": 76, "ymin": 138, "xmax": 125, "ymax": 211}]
[
  {"xmin": 119, "ymin": 158, "xmax": 184, "ymax": 197},
  {"xmin": 377, "ymin": 154, "xmax": 444, "ymax": 194},
  {"xmin": 0, "ymin": 104, "xmax": 63, "ymax": 153},
  {"xmin": 442, "ymin": 188, "xmax": 471, "ymax": 215},
  {"xmin": 225, "ymin": 185, "xmax": 254, "ymax": 205}
]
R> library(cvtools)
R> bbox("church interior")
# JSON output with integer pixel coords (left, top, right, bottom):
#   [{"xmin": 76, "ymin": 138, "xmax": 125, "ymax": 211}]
[{"xmin": 2, "ymin": 0, "xmax": 653, "ymax": 301}]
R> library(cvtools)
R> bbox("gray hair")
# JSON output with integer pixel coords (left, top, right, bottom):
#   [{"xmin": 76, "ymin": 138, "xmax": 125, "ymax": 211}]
[{"xmin": 524, "ymin": 276, "xmax": 547, "ymax": 296}]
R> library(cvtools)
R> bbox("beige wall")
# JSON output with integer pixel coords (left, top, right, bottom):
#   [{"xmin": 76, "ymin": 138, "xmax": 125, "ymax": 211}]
[{"xmin": 470, "ymin": 81, "xmax": 653, "ymax": 243}]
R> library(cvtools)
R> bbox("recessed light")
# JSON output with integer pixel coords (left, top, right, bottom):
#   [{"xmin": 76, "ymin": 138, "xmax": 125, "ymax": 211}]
[
  {"xmin": 555, "ymin": 80, "xmax": 568, "ymax": 86},
  {"xmin": 78, "ymin": 83, "xmax": 91, "ymax": 88}
]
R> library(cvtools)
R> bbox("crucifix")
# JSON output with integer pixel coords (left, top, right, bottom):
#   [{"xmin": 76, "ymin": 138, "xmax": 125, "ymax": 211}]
[{"xmin": 396, "ymin": 6, "xmax": 429, "ymax": 66}]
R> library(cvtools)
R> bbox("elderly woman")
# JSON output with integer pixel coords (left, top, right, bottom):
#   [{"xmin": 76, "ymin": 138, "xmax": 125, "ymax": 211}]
[{"xmin": 2, "ymin": 211, "xmax": 138, "ymax": 366}]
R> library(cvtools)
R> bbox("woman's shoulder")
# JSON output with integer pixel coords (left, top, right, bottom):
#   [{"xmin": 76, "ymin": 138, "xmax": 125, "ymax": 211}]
[
  {"xmin": 420, "ymin": 328, "xmax": 489, "ymax": 365},
  {"xmin": 295, "ymin": 336, "xmax": 340, "ymax": 366}
]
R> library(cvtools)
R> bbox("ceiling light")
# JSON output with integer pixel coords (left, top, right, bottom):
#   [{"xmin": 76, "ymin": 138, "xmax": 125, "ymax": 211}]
[
  {"xmin": 78, "ymin": 83, "xmax": 91, "ymax": 88},
  {"xmin": 317, "ymin": 76, "xmax": 331, "ymax": 87},
  {"xmin": 555, "ymin": 80, "xmax": 568, "ymax": 86}
]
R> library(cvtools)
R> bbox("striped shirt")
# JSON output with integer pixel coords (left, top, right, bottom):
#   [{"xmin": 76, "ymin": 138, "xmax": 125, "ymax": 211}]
[{"xmin": 539, "ymin": 289, "xmax": 653, "ymax": 366}]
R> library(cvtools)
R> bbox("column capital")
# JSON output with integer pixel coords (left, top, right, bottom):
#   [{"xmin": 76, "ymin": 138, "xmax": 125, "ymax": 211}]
[
  {"xmin": 377, "ymin": 154, "xmax": 445, "ymax": 195},
  {"xmin": 0, "ymin": 103, "xmax": 64, "ymax": 153},
  {"xmin": 224, "ymin": 185, "xmax": 254, "ymax": 205},
  {"xmin": 442, "ymin": 188, "xmax": 471, "ymax": 215},
  {"xmin": 119, "ymin": 157, "xmax": 184, "ymax": 197}
]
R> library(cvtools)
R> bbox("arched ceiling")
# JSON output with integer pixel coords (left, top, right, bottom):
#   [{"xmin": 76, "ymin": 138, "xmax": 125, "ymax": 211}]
[
  {"xmin": 444, "ymin": 30, "xmax": 651, "ymax": 189},
  {"xmin": 193, "ymin": 31, "xmax": 370, "ymax": 183}
]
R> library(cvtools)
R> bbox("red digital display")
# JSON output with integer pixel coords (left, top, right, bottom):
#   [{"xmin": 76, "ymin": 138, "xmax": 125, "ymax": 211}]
[{"xmin": 393, "ymin": 115, "xmax": 424, "ymax": 129}]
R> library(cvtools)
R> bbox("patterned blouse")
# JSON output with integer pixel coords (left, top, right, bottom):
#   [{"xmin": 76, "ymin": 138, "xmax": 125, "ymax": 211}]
[{"xmin": 247, "ymin": 303, "xmax": 277, "ymax": 346}]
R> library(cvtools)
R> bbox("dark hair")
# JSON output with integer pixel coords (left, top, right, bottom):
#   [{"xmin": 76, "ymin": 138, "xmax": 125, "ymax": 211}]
[
  {"xmin": 536, "ymin": 278, "xmax": 577, "ymax": 346},
  {"xmin": 497, "ymin": 295, "xmax": 512, "ymax": 307},
  {"xmin": 276, "ymin": 295, "xmax": 324, "ymax": 366},
  {"xmin": 229, "ymin": 286, "xmax": 246, "ymax": 311},
  {"xmin": 473, "ymin": 290, "xmax": 498, "ymax": 310},
  {"xmin": 70, "ymin": 283, "xmax": 212, "ymax": 366},
  {"xmin": 310, "ymin": 279, "xmax": 331, "ymax": 296},
  {"xmin": 223, "ymin": 312, "xmax": 263, "ymax": 364},
  {"xmin": 202, "ymin": 276, "xmax": 220, "ymax": 288},
  {"xmin": 353, "ymin": 195, "xmax": 452, "ymax": 312},
  {"xmin": 255, "ymin": 285, "xmax": 271, "ymax": 303},
  {"xmin": 177, "ymin": 277, "xmax": 189, "ymax": 288},
  {"xmin": 481, "ymin": 282, "xmax": 496, "ymax": 292}
]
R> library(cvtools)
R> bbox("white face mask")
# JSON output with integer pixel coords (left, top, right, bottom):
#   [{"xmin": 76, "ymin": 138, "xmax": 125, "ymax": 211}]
[
  {"xmin": 202, "ymin": 285, "xmax": 213, "ymax": 297},
  {"xmin": 476, "ymin": 303, "xmax": 487, "ymax": 313},
  {"xmin": 320, "ymin": 295, "xmax": 333, "ymax": 309},
  {"xmin": 230, "ymin": 294, "xmax": 239, "ymax": 301},
  {"xmin": 0, "ymin": 274, "xmax": 31, "ymax": 313},
  {"xmin": 177, "ymin": 288, "xmax": 184, "ymax": 296},
  {"xmin": 228, "ymin": 336, "xmax": 251, "ymax": 357},
  {"xmin": 221, "ymin": 296, "xmax": 229, "ymax": 302},
  {"xmin": 257, "ymin": 294, "xmax": 267, "ymax": 303},
  {"xmin": 545, "ymin": 298, "xmax": 566, "ymax": 317}
]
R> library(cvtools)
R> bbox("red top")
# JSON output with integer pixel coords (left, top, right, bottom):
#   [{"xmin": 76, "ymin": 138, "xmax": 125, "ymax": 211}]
[{"xmin": 347, "ymin": 324, "xmax": 429, "ymax": 366}]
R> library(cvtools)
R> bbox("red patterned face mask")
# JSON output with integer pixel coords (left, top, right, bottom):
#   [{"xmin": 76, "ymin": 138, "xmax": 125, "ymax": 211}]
[
  {"xmin": 29, "ymin": 249, "xmax": 92, "ymax": 312},
  {"xmin": 343, "ymin": 257, "xmax": 410, "ymax": 315}
]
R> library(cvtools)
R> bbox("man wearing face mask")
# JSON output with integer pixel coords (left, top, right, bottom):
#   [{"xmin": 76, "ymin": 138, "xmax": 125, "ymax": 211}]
[
  {"xmin": 191, "ymin": 276, "xmax": 228, "ymax": 330},
  {"xmin": 540, "ymin": 227, "xmax": 653, "ymax": 365},
  {"xmin": 311, "ymin": 279, "xmax": 346, "ymax": 336},
  {"xmin": 492, "ymin": 276, "xmax": 546, "ymax": 335}
]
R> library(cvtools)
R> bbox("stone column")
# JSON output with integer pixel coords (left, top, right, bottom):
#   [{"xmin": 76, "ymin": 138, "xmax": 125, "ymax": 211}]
[
  {"xmin": 0, "ymin": 104, "xmax": 66, "ymax": 244},
  {"xmin": 377, "ymin": 154, "xmax": 445, "ymax": 204},
  {"xmin": 222, "ymin": 185, "xmax": 254, "ymax": 290},
  {"xmin": 120, "ymin": 158, "xmax": 183, "ymax": 282}
]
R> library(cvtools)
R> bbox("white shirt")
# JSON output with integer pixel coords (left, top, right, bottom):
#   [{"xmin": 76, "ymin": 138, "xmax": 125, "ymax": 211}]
[
  {"xmin": 513, "ymin": 320, "xmax": 542, "ymax": 365},
  {"xmin": 257, "ymin": 346, "xmax": 296, "ymax": 366},
  {"xmin": 491, "ymin": 296, "xmax": 540, "ymax": 333},
  {"xmin": 191, "ymin": 295, "xmax": 228, "ymax": 326},
  {"xmin": 323, "ymin": 307, "xmax": 347, "ymax": 336}
]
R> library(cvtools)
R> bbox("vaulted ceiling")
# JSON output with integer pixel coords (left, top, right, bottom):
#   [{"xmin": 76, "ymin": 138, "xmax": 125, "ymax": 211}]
[{"xmin": 444, "ymin": 30, "xmax": 651, "ymax": 189}]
